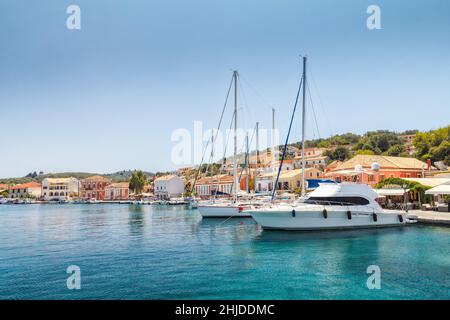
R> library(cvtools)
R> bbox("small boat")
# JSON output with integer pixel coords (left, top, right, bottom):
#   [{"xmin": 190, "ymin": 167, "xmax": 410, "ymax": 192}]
[
  {"xmin": 168, "ymin": 197, "xmax": 188, "ymax": 205},
  {"xmin": 198, "ymin": 201, "xmax": 250, "ymax": 217},
  {"xmin": 87, "ymin": 198, "xmax": 98, "ymax": 204}
]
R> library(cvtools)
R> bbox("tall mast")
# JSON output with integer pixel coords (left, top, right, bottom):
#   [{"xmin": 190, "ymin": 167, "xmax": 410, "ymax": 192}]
[
  {"xmin": 233, "ymin": 70, "xmax": 239, "ymax": 201},
  {"xmin": 255, "ymin": 121, "xmax": 259, "ymax": 193},
  {"xmin": 246, "ymin": 132, "xmax": 249, "ymax": 193},
  {"xmin": 301, "ymin": 56, "xmax": 307, "ymax": 197},
  {"xmin": 271, "ymin": 108, "xmax": 276, "ymax": 192}
]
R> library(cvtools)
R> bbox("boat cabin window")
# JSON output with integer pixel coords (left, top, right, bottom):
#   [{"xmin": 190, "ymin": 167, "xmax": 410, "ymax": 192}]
[{"xmin": 304, "ymin": 196, "xmax": 370, "ymax": 206}]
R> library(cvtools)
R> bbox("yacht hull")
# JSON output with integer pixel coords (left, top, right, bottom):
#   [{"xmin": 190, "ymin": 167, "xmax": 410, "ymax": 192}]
[
  {"xmin": 248, "ymin": 208, "xmax": 406, "ymax": 231},
  {"xmin": 198, "ymin": 205, "xmax": 251, "ymax": 218}
]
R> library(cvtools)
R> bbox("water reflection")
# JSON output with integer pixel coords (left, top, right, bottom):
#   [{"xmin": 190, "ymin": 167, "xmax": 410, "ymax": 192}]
[{"xmin": 128, "ymin": 204, "xmax": 145, "ymax": 238}]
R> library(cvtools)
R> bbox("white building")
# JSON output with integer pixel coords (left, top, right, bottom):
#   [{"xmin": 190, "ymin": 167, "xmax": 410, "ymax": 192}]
[
  {"xmin": 154, "ymin": 175, "xmax": 184, "ymax": 200},
  {"xmin": 8, "ymin": 182, "xmax": 42, "ymax": 199},
  {"xmin": 41, "ymin": 177, "xmax": 79, "ymax": 201},
  {"xmin": 294, "ymin": 155, "xmax": 329, "ymax": 169}
]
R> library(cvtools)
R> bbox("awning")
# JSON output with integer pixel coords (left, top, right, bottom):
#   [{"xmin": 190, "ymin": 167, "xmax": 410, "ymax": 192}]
[
  {"xmin": 374, "ymin": 188, "xmax": 409, "ymax": 196},
  {"xmin": 425, "ymin": 183, "xmax": 450, "ymax": 195}
]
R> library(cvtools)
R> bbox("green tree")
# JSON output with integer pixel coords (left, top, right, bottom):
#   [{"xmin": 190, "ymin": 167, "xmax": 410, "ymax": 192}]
[
  {"xmin": 354, "ymin": 131, "xmax": 402, "ymax": 154},
  {"xmin": 385, "ymin": 144, "xmax": 407, "ymax": 157},
  {"xmin": 413, "ymin": 126, "xmax": 450, "ymax": 165},
  {"xmin": 324, "ymin": 146, "xmax": 350, "ymax": 161},
  {"xmin": 129, "ymin": 171, "xmax": 146, "ymax": 194},
  {"xmin": 354, "ymin": 149, "xmax": 375, "ymax": 156}
]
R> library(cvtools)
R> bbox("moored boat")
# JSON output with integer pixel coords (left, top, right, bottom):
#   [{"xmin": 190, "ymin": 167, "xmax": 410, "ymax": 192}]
[{"xmin": 246, "ymin": 183, "xmax": 407, "ymax": 230}]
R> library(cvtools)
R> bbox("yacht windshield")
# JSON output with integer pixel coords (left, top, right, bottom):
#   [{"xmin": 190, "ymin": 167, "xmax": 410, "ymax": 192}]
[{"xmin": 304, "ymin": 196, "xmax": 370, "ymax": 206}]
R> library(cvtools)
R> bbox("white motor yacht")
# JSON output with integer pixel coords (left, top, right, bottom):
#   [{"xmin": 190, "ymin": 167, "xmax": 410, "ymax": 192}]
[{"xmin": 246, "ymin": 183, "xmax": 407, "ymax": 231}]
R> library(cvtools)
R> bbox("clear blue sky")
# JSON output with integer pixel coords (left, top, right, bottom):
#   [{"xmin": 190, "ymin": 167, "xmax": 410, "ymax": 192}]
[{"xmin": 1, "ymin": 0, "xmax": 449, "ymax": 178}]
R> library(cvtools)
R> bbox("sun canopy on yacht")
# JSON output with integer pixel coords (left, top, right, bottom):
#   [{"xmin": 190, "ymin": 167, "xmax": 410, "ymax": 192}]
[
  {"xmin": 374, "ymin": 188, "xmax": 409, "ymax": 196},
  {"xmin": 425, "ymin": 182, "xmax": 450, "ymax": 195}
]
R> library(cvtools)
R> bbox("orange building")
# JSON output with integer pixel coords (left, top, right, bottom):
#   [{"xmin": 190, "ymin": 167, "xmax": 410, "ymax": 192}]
[
  {"xmin": 325, "ymin": 155, "xmax": 431, "ymax": 187},
  {"xmin": 195, "ymin": 174, "xmax": 234, "ymax": 197},
  {"xmin": 105, "ymin": 182, "xmax": 129, "ymax": 200},
  {"xmin": 80, "ymin": 175, "xmax": 111, "ymax": 200}
]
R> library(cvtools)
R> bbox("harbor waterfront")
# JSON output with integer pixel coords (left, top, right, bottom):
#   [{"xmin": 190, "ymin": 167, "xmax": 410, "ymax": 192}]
[{"xmin": 0, "ymin": 204, "xmax": 448, "ymax": 300}]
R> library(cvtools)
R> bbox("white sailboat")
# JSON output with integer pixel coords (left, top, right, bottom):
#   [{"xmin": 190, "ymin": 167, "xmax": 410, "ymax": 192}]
[
  {"xmin": 199, "ymin": 70, "xmax": 251, "ymax": 218},
  {"xmin": 245, "ymin": 57, "xmax": 407, "ymax": 230}
]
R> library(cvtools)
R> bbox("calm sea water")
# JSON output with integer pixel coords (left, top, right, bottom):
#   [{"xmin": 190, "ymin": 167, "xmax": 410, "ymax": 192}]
[{"xmin": 0, "ymin": 204, "xmax": 448, "ymax": 300}]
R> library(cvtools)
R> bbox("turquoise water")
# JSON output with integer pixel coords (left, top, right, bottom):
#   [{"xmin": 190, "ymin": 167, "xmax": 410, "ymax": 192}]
[{"xmin": 0, "ymin": 204, "xmax": 448, "ymax": 300}]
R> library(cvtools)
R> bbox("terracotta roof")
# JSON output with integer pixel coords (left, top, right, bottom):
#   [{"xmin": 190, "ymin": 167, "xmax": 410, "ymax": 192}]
[
  {"xmin": 82, "ymin": 175, "xmax": 111, "ymax": 182},
  {"xmin": 0, "ymin": 184, "xmax": 9, "ymax": 189},
  {"xmin": 196, "ymin": 174, "xmax": 234, "ymax": 185},
  {"xmin": 106, "ymin": 182, "xmax": 129, "ymax": 189},
  {"xmin": 260, "ymin": 168, "xmax": 319, "ymax": 179},
  {"xmin": 333, "ymin": 155, "xmax": 428, "ymax": 171},
  {"xmin": 154, "ymin": 175, "xmax": 178, "ymax": 181},
  {"xmin": 9, "ymin": 182, "xmax": 41, "ymax": 190}
]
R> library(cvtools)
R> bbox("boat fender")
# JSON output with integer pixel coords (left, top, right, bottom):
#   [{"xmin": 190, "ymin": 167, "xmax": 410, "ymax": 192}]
[
  {"xmin": 373, "ymin": 213, "xmax": 378, "ymax": 222},
  {"xmin": 292, "ymin": 209, "xmax": 296, "ymax": 217},
  {"xmin": 347, "ymin": 210, "xmax": 352, "ymax": 220},
  {"xmin": 238, "ymin": 206, "xmax": 244, "ymax": 212},
  {"xmin": 322, "ymin": 209, "xmax": 328, "ymax": 219},
  {"xmin": 398, "ymin": 214, "xmax": 404, "ymax": 223}
]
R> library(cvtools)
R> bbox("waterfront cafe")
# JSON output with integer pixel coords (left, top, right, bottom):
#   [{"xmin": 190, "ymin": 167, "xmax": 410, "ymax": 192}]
[
  {"xmin": 374, "ymin": 187, "xmax": 411, "ymax": 210},
  {"xmin": 425, "ymin": 181, "xmax": 450, "ymax": 212}
]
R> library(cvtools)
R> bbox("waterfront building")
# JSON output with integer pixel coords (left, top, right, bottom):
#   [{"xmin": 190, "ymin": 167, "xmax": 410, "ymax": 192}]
[
  {"xmin": 293, "ymin": 155, "xmax": 329, "ymax": 169},
  {"xmin": 195, "ymin": 174, "xmax": 234, "ymax": 197},
  {"xmin": 80, "ymin": 175, "xmax": 111, "ymax": 200},
  {"xmin": 325, "ymin": 155, "xmax": 431, "ymax": 187},
  {"xmin": 256, "ymin": 168, "xmax": 322, "ymax": 192},
  {"xmin": 0, "ymin": 184, "xmax": 8, "ymax": 193},
  {"xmin": 154, "ymin": 175, "xmax": 184, "ymax": 200},
  {"xmin": 105, "ymin": 182, "xmax": 129, "ymax": 200},
  {"xmin": 41, "ymin": 177, "xmax": 79, "ymax": 201},
  {"xmin": 8, "ymin": 182, "xmax": 41, "ymax": 199}
]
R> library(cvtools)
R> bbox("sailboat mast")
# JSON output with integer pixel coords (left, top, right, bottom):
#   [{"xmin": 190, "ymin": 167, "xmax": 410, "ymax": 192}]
[
  {"xmin": 271, "ymin": 108, "xmax": 276, "ymax": 192},
  {"xmin": 255, "ymin": 121, "xmax": 259, "ymax": 192},
  {"xmin": 246, "ymin": 132, "xmax": 249, "ymax": 193},
  {"xmin": 301, "ymin": 56, "xmax": 307, "ymax": 197},
  {"xmin": 233, "ymin": 70, "xmax": 239, "ymax": 201}
]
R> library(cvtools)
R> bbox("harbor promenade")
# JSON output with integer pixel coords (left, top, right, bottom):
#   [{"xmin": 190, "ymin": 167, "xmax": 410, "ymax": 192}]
[{"xmin": 407, "ymin": 210, "xmax": 450, "ymax": 226}]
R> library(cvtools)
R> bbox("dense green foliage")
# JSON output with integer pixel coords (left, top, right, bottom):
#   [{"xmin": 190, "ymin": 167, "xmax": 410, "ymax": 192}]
[
  {"xmin": 413, "ymin": 126, "xmax": 450, "ymax": 165},
  {"xmin": 288, "ymin": 126, "xmax": 449, "ymax": 164},
  {"xmin": 323, "ymin": 146, "xmax": 350, "ymax": 161},
  {"xmin": 129, "ymin": 170, "xmax": 147, "ymax": 194},
  {"xmin": 353, "ymin": 130, "xmax": 403, "ymax": 154}
]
